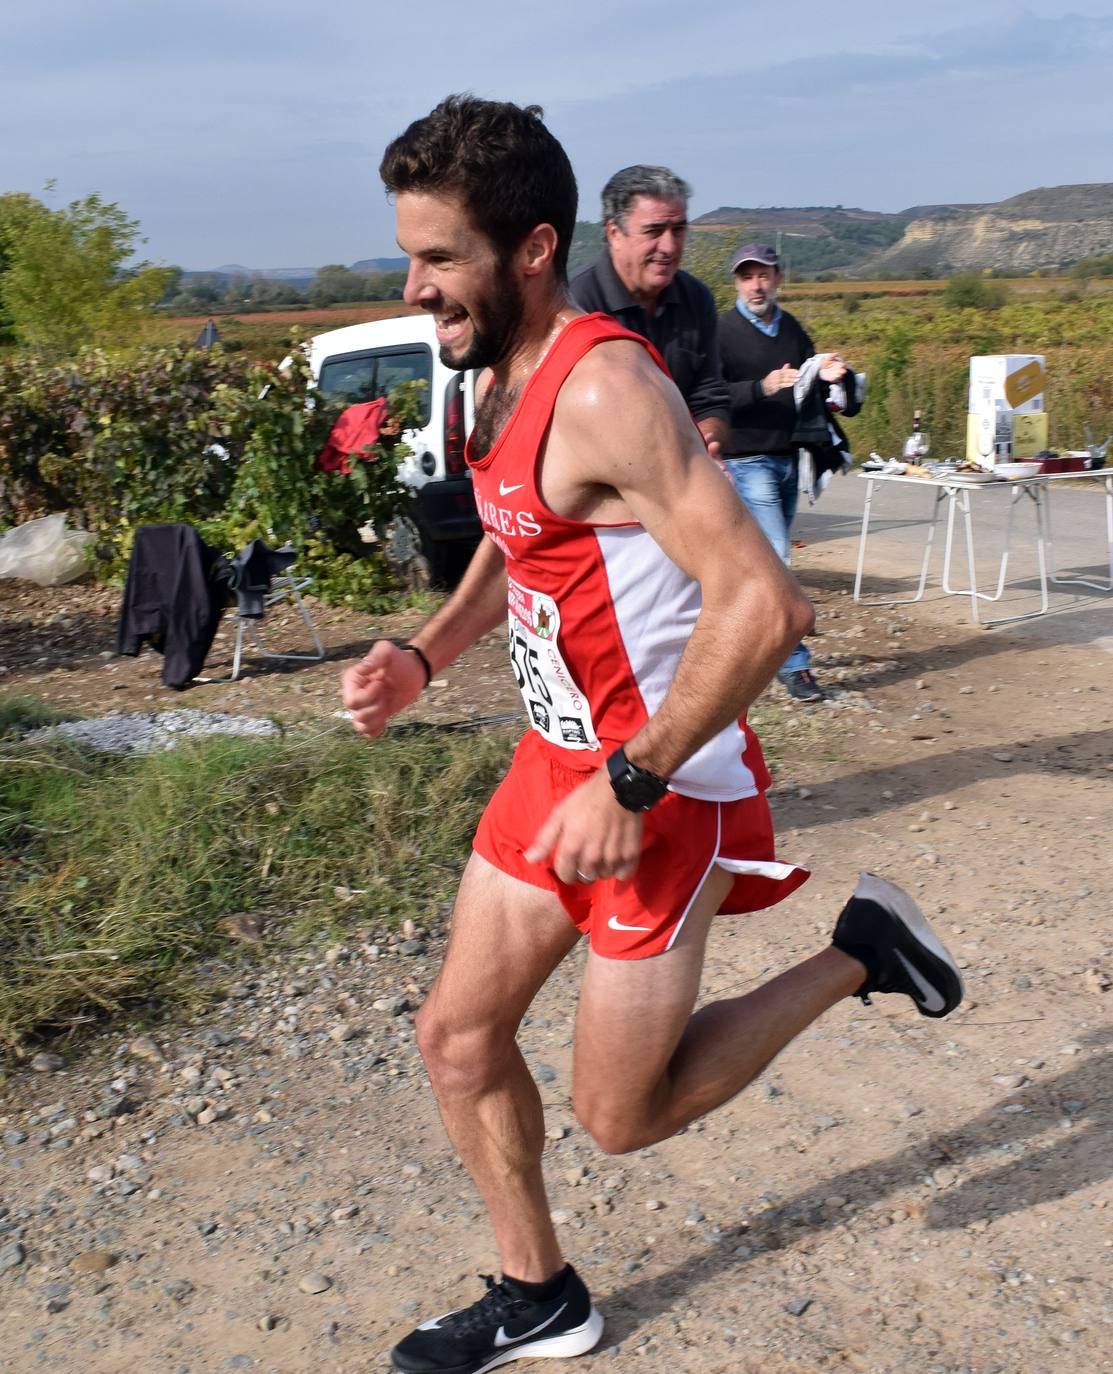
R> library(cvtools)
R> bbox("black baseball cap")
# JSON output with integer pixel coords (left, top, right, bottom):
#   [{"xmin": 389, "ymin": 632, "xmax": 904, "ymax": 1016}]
[{"xmin": 731, "ymin": 243, "xmax": 780, "ymax": 272}]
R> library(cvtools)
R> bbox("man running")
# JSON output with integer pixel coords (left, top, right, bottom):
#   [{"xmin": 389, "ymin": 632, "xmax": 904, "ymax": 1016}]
[{"xmin": 342, "ymin": 95, "xmax": 963, "ymax": 1374}]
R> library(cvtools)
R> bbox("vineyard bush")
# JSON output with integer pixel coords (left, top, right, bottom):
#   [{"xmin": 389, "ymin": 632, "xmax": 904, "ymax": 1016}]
[
  {"xmin": 0, "ymin": 341, "xmax": 420, "ymax": 603},
  {"xmin": 774, "ymin": 288, "xmax": 1113, "ymax": 458}
]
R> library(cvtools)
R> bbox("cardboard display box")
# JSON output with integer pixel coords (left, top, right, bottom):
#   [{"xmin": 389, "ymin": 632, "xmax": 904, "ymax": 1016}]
[
  {"xmin": 966, "ymin": 354, "xmax": 1046, "ymax": 464},
  {"xmin": 1012, "ymin": 412, "xmax": 1050, "ymax": 458}
]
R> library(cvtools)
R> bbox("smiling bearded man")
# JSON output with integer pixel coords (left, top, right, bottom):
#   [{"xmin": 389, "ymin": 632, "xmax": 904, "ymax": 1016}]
[{"xmin": 341, "ymin": 94, "xmax": 963, "ymax": 1374}]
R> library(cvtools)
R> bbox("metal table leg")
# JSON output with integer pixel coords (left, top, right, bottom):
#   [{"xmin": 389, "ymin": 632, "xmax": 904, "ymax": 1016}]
[
  {"xmin": 941, "ymin": 483, "xmax": 1048, "ymax": 626},
  {"xmin": 1046, "ymin": 472, "xmax": 1113, "ymax": 591},
  {"xmin": 853, "ymin": 478, "xmax": 944, "ymax": 607}
]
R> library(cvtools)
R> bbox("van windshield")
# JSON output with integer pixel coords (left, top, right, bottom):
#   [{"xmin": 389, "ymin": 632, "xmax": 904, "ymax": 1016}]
[{"xmin": 318, "ymin": 345, "xmax": 432, "ymax": 426}]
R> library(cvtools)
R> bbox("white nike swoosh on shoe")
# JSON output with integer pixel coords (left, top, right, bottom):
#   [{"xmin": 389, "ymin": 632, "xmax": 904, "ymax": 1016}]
[
  {"xmin": 494, "ymin": 1302, "xmax": 568, "ymax": 1347},
  {"xmin": 498, "ymin": 480, "xmax": 525, "ymax": 496},
  {"xmin": 607, "ymin": 915, "xmax": 652, "ymax": 932},
  {"xmin": 894, "ymin": 948, "xmax": 947, "ymax": 1013}
]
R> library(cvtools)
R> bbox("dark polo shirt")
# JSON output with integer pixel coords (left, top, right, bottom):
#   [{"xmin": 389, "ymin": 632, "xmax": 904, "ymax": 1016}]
[{"xmin": 569, "ymin": 253, "xmax": 729, "ymax": 427}]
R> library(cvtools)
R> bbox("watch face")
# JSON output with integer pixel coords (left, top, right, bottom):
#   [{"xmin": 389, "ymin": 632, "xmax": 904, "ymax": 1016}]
[
  {"xmin": 611, "ymin": 759, "xmax": 669, "ymax": 812},
  {"xmin": 623, "ymin": 775, "xmax": 661, "ymax": 810}
]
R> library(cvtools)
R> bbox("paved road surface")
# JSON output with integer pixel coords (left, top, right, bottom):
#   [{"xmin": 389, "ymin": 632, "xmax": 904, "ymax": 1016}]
[{"xmin": 794, "ymin": 470, "xmax": 1113, "ymax": 656}]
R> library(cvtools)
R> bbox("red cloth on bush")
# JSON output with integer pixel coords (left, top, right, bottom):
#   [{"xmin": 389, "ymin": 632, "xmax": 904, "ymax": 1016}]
[{"xmin": 317, "ymin": 398, "xmax": 389, "ymax": 474}]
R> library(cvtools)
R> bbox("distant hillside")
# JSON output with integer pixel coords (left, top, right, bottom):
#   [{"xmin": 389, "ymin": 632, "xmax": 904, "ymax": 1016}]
[
  {"xmin": 183, "ymin": 258, "xmax": 408, "ymax": 287},
  {"xmin": 567, "ymin": 206, "xmax": 910, "ymax": 281},
  {"xmin": 349, "ymin": 256, "xmax": 409, "ymax": 274},
  {"xmin": 567, "ymin": 221, "xmax": 605, "ymax": 276},
  {"xmin": 681, "ymin": 184, "xmax": 1113, "ymax": 279},
  {"xmin": 183, "ymin": 184, "xmax": 1113, "ymax": 290},
  {"xmin": 204, "ymin": 265, "xmax": 318, "ymax": 288},
  {"xmin": 866, "ymin": 183, "xmax": 1113, "ymax": 276},
  {"xmin": 689, "ymin": 205, "xmax": 910, "ymax": 278}
]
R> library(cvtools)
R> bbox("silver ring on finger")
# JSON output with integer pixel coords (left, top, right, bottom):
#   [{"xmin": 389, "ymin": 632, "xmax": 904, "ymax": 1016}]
[{"xmin": 575, "ymin": 869, "xmax": 593, "ymax": 883}]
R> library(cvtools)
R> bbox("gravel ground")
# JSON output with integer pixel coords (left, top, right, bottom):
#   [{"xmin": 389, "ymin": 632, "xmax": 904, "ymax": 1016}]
[{"xmin": 2, "ymin": 553, "xmax": 1112, "ymax": 1374}]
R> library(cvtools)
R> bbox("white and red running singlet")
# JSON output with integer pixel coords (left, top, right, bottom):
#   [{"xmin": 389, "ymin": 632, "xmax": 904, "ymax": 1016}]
[{"xmin": 467, "ymin": 313, "xmax": 768, "ymax": 803}]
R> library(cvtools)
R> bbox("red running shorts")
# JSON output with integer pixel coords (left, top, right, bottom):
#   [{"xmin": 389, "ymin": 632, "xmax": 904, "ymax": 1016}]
[{"xmin": 473, "ymin": 731, "xmax": 810, "ymax": 960}]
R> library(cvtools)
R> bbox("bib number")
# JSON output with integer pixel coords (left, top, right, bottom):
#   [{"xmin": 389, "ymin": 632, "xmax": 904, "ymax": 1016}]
[{"xmin": 507, "ymin": 578, "xmax": 599, "ymax": 751}]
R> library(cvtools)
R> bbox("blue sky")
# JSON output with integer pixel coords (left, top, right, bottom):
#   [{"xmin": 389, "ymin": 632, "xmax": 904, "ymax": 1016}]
[{"xmin": 3, "ymin": 1, "xmax": 1112, "ymax": 270}]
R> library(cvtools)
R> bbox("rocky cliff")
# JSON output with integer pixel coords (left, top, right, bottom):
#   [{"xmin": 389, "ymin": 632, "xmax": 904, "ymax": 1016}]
[
  {"xmin": 689, "ymin": 184, "xmax": 1113, "ymax": 278},
  {"xmin": 862, "ymin": 184, "xmax": 1113, "ymax": 276}
]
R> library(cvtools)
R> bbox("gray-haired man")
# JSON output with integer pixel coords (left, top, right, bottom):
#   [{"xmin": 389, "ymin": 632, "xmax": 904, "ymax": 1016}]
[{"xmin": 570, "ymin": 165, "xmax": 728, "ymax": 455}]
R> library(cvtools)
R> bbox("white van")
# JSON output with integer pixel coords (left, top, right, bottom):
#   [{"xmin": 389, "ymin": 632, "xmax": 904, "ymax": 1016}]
[{"xmin": 306, "ymin": 314, "xmax": 481, "ymax": 583}]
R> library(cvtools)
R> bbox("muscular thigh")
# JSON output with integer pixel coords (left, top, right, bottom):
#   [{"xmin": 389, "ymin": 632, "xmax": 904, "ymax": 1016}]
[
  {"xmin": 421, "ymin": 851, "xmax": 582, "ymax": 1039},
  {"xmin": 571, "ymin": 865, "xmax": 734, "ymax": 1112}
]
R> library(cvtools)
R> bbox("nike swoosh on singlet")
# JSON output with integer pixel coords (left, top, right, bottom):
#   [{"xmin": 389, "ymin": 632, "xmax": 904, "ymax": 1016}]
[
  {"xmin": 894, "ymin": 949, "xmax": 947, "ymax": 1013},
  {"xmin": 499, "ymin": 480, "xmax": 525, "ymax": 496},
  {"xmin": 607, "ymin": 915, "xmax": 652, "ymax": 933},
  {"xmin": 494, "ymin": 1302, "xmax": 568, "ymax": 1347}
]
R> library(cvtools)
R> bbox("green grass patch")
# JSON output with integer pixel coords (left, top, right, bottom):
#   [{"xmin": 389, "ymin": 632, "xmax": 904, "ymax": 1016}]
[
  {"xmin": 0, "ymin": 695, "xmax": 83, "ymax": 740},
  {"xmin": 0, "ymin": 718, "xmax": 515, "ymax": 1050}
]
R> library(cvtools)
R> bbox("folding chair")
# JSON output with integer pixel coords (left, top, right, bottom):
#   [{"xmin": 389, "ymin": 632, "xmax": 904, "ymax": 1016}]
[{"xmin": 227, "ymin": 543, "xmax": 325, "ymax": 681}]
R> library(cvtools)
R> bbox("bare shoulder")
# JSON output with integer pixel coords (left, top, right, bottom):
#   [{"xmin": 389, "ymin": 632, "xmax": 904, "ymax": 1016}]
[
  {"xmin": 552, "ymin": 339, "xmax": 692, "ymax": 479},
  {"xmin": 543, "ymin": 337, "xmax": 706, "ymax": 511},
  {"xmin": 555, "ymin": 338, "xmax": 677, "ymax": 421}
]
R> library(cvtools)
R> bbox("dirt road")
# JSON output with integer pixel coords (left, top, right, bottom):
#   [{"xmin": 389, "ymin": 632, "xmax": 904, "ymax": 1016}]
[{"xmin": 2, "ymin": 530, "xmax": 1112, "ymax": 1374}]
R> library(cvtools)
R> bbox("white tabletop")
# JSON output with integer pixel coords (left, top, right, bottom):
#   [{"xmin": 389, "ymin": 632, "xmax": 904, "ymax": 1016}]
[{"xmin": 857, "ymin": 467, "xmax": 1110, "ymax": 490}]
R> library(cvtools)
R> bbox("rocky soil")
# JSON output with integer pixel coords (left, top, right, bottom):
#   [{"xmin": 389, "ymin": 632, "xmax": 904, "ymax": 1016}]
[{"xmin": 2, "ymin": 552, "xmax": 1112, "ymax": 1374}]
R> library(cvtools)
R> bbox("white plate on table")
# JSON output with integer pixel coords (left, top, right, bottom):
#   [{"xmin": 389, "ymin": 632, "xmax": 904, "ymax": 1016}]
[{"xmin": 992, "ymin": 461, "xmax": 1044, "ymax": 480}]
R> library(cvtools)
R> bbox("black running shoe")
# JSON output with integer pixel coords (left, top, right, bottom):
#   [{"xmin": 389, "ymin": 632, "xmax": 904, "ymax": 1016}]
[
  {"xmin": 832, "ymin": 872, "xmax": 963, "ymax": 1018},
  {"xmin": 777, "ymin": 668, "xmax": 826, "ymax": 702},
  {"xmin": 390, "ymin": 1265, "xmax": 603, "ymax": 1374}
]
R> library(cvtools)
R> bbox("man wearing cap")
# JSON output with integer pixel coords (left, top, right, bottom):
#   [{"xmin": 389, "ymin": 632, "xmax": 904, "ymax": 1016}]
[
  {"xmin": 570, "ymin": 166, "xmax": 729, "ymax": 454},
  {"xmin": 719, "ymin": 244, "xmax": 848, "ymax": 702}
]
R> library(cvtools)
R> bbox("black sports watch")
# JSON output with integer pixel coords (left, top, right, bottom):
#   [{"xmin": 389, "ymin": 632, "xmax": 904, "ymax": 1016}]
[{"xmin": 606, "ymin": 746, "xmax": 670, "ymax": 812}]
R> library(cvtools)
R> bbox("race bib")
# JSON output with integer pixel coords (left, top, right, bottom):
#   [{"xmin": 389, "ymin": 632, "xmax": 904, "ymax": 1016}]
[{"xmin": 507, "ymin": 577, "xmax": 600, "ymax": 751}]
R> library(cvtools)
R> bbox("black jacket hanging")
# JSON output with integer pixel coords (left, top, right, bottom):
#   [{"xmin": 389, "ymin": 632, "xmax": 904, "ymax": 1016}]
[{"xmin": 115, "ymin": 524, "xmax": 229, "ymax": 689}]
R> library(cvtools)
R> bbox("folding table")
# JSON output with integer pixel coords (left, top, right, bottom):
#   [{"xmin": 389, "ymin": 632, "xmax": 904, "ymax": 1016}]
[{"xmin": 852, "ymin": 469, "xmax": 1113, "ymax": 627}]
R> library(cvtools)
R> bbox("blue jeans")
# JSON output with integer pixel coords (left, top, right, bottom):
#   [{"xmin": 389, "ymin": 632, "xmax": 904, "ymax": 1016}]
[{"xmin": 725, "ymin": 453, "xmax": 811, "ymax": 674}]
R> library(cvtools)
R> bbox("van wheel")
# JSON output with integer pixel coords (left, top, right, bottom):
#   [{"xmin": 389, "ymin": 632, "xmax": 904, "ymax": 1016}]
[{"xmin": 384, "ymin": 515, "xmax": 432, "ymax": 592}]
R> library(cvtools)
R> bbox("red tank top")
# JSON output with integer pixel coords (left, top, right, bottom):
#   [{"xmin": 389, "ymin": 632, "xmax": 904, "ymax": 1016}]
[{"xmin": 466, "ymin": 312, "xmax": 767, "ymax": 802}]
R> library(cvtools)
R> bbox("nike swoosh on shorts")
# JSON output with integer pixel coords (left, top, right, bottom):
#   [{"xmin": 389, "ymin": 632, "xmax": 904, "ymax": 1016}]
[{"xmin": 607, "ymin": 915, "xmax": 652, "ymax": 932}]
